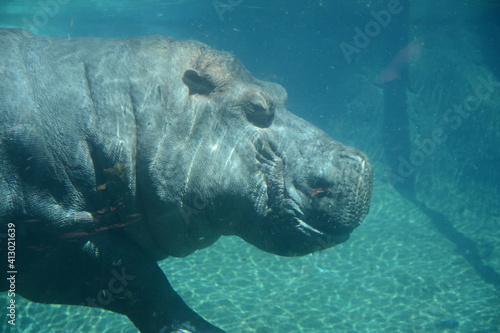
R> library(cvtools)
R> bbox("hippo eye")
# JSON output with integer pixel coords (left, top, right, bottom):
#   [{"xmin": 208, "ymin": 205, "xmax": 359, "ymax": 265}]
[
  {"xmin": 244, "ymin": 93, "xmax": 275, "ymax": 128},
  {"xmin": 182, "ymin": 69, "xmax": 216, "ymax": 96}
]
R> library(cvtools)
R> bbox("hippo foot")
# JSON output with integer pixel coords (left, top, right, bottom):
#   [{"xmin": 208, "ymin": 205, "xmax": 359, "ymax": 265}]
[{"xmin": 12, "ymin": 231, "xmax": 226, "ymax": 333}]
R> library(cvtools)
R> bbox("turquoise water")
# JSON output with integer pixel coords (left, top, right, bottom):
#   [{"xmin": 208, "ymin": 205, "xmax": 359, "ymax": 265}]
[{"xmin": 1, "ymin": 0, "xmax": 499, "ymax": 332}]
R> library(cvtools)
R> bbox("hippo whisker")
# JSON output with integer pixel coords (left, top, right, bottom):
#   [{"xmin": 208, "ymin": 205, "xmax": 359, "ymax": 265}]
[{"xmin": 295, "ymin": 217, "xmax": 326, "ymax": 236}]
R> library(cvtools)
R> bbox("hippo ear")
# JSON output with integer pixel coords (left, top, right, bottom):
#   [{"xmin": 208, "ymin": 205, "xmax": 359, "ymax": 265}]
[{"xmin": 182, "ymin": 69, "xmax": 217, "ymax": 95}]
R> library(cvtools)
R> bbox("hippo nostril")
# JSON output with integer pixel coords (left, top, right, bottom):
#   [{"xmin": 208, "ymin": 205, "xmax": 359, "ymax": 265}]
[
  {"xmin": 347, "ymin": 154, "xmax": 365, "ymax": 164},
  {"xmin": 345, "ymin": 152, "xmax": 370, "ymax": 174}
]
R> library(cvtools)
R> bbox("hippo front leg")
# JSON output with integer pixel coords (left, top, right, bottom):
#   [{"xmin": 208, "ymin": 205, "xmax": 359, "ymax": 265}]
[{"xmin": 14, "ymin": 231, "xmax": 225, "ymax": 333}]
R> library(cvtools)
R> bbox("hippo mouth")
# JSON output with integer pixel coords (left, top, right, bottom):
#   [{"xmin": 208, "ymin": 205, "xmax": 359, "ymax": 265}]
[
  {"xmin": 254, "ymin": 139, "xmax": 372, "ymax": 256},
  {"xmin": 295, "ymin": 153, "xmax": 372, "ymax": 234}
]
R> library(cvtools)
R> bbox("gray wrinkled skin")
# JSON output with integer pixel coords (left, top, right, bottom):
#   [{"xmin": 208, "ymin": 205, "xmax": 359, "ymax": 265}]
[{"xmin": 0, "ymin": 29, "xmax": 372, "ymax": 332}]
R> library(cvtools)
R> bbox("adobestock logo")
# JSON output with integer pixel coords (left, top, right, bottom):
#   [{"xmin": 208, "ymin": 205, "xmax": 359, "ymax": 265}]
[
  {"xmin": 213, "ymin": 0, "xmax": 244, "ymax": 22},
  {"xmin": 384, "ymin": 74, "xmax": 500, "ymax": 188},
  {"xmin": 80, "ymin": 264, "xmax": 136, "ymax": 308},
  {"xmin": 180, "ymin": 193, "xmax": 208, "ymax": 226},
  {"xmin": 21, "ymin": 0, "xmax": 70, "ymax": 35},
  {"xmin": 339, "ymin": 0, "xmax": 404, "ymax": 64}
]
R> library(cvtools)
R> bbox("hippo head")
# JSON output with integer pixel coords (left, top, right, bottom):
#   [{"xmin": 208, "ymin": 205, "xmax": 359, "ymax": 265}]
[{"xmin": 140, "ymin": 41, "xmax": 373, "ymax": 258}]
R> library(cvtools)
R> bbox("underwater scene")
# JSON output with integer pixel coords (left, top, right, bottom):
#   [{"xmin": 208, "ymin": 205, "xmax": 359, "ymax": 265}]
[{"xmin": 0, "ymin": 0, "xmax": 499, "ymax": 332}]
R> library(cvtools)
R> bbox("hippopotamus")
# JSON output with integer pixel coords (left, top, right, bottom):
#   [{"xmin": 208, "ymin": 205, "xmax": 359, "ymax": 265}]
[{"xmin": 0, "ymin": 29, "xmax": 373, "ymax": 332}]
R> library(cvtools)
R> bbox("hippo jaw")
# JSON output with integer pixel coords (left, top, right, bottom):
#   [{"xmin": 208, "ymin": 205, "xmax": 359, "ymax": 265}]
[{"xmin": 226, "ymin": 113, "xmax": 373, "ymax": 257}]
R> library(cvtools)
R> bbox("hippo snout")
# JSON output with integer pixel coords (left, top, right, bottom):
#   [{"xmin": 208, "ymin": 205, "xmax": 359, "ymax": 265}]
[
  {"xmin": 237, "ymin": 119, "xmax": 374, "ymax": 256},
  {"xmin": 294, "ymin": 147, "xmax": 372, "ymax": 240},
  {"xmin": 311, "ymin": 150, "xmax": 372, "ymax": 233}
]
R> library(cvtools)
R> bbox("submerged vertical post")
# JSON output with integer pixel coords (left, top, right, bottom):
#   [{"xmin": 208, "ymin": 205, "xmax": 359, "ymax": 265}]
[{"xmin": 381, "ymin": 0, "xmax": 414, "ymax": 199}]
